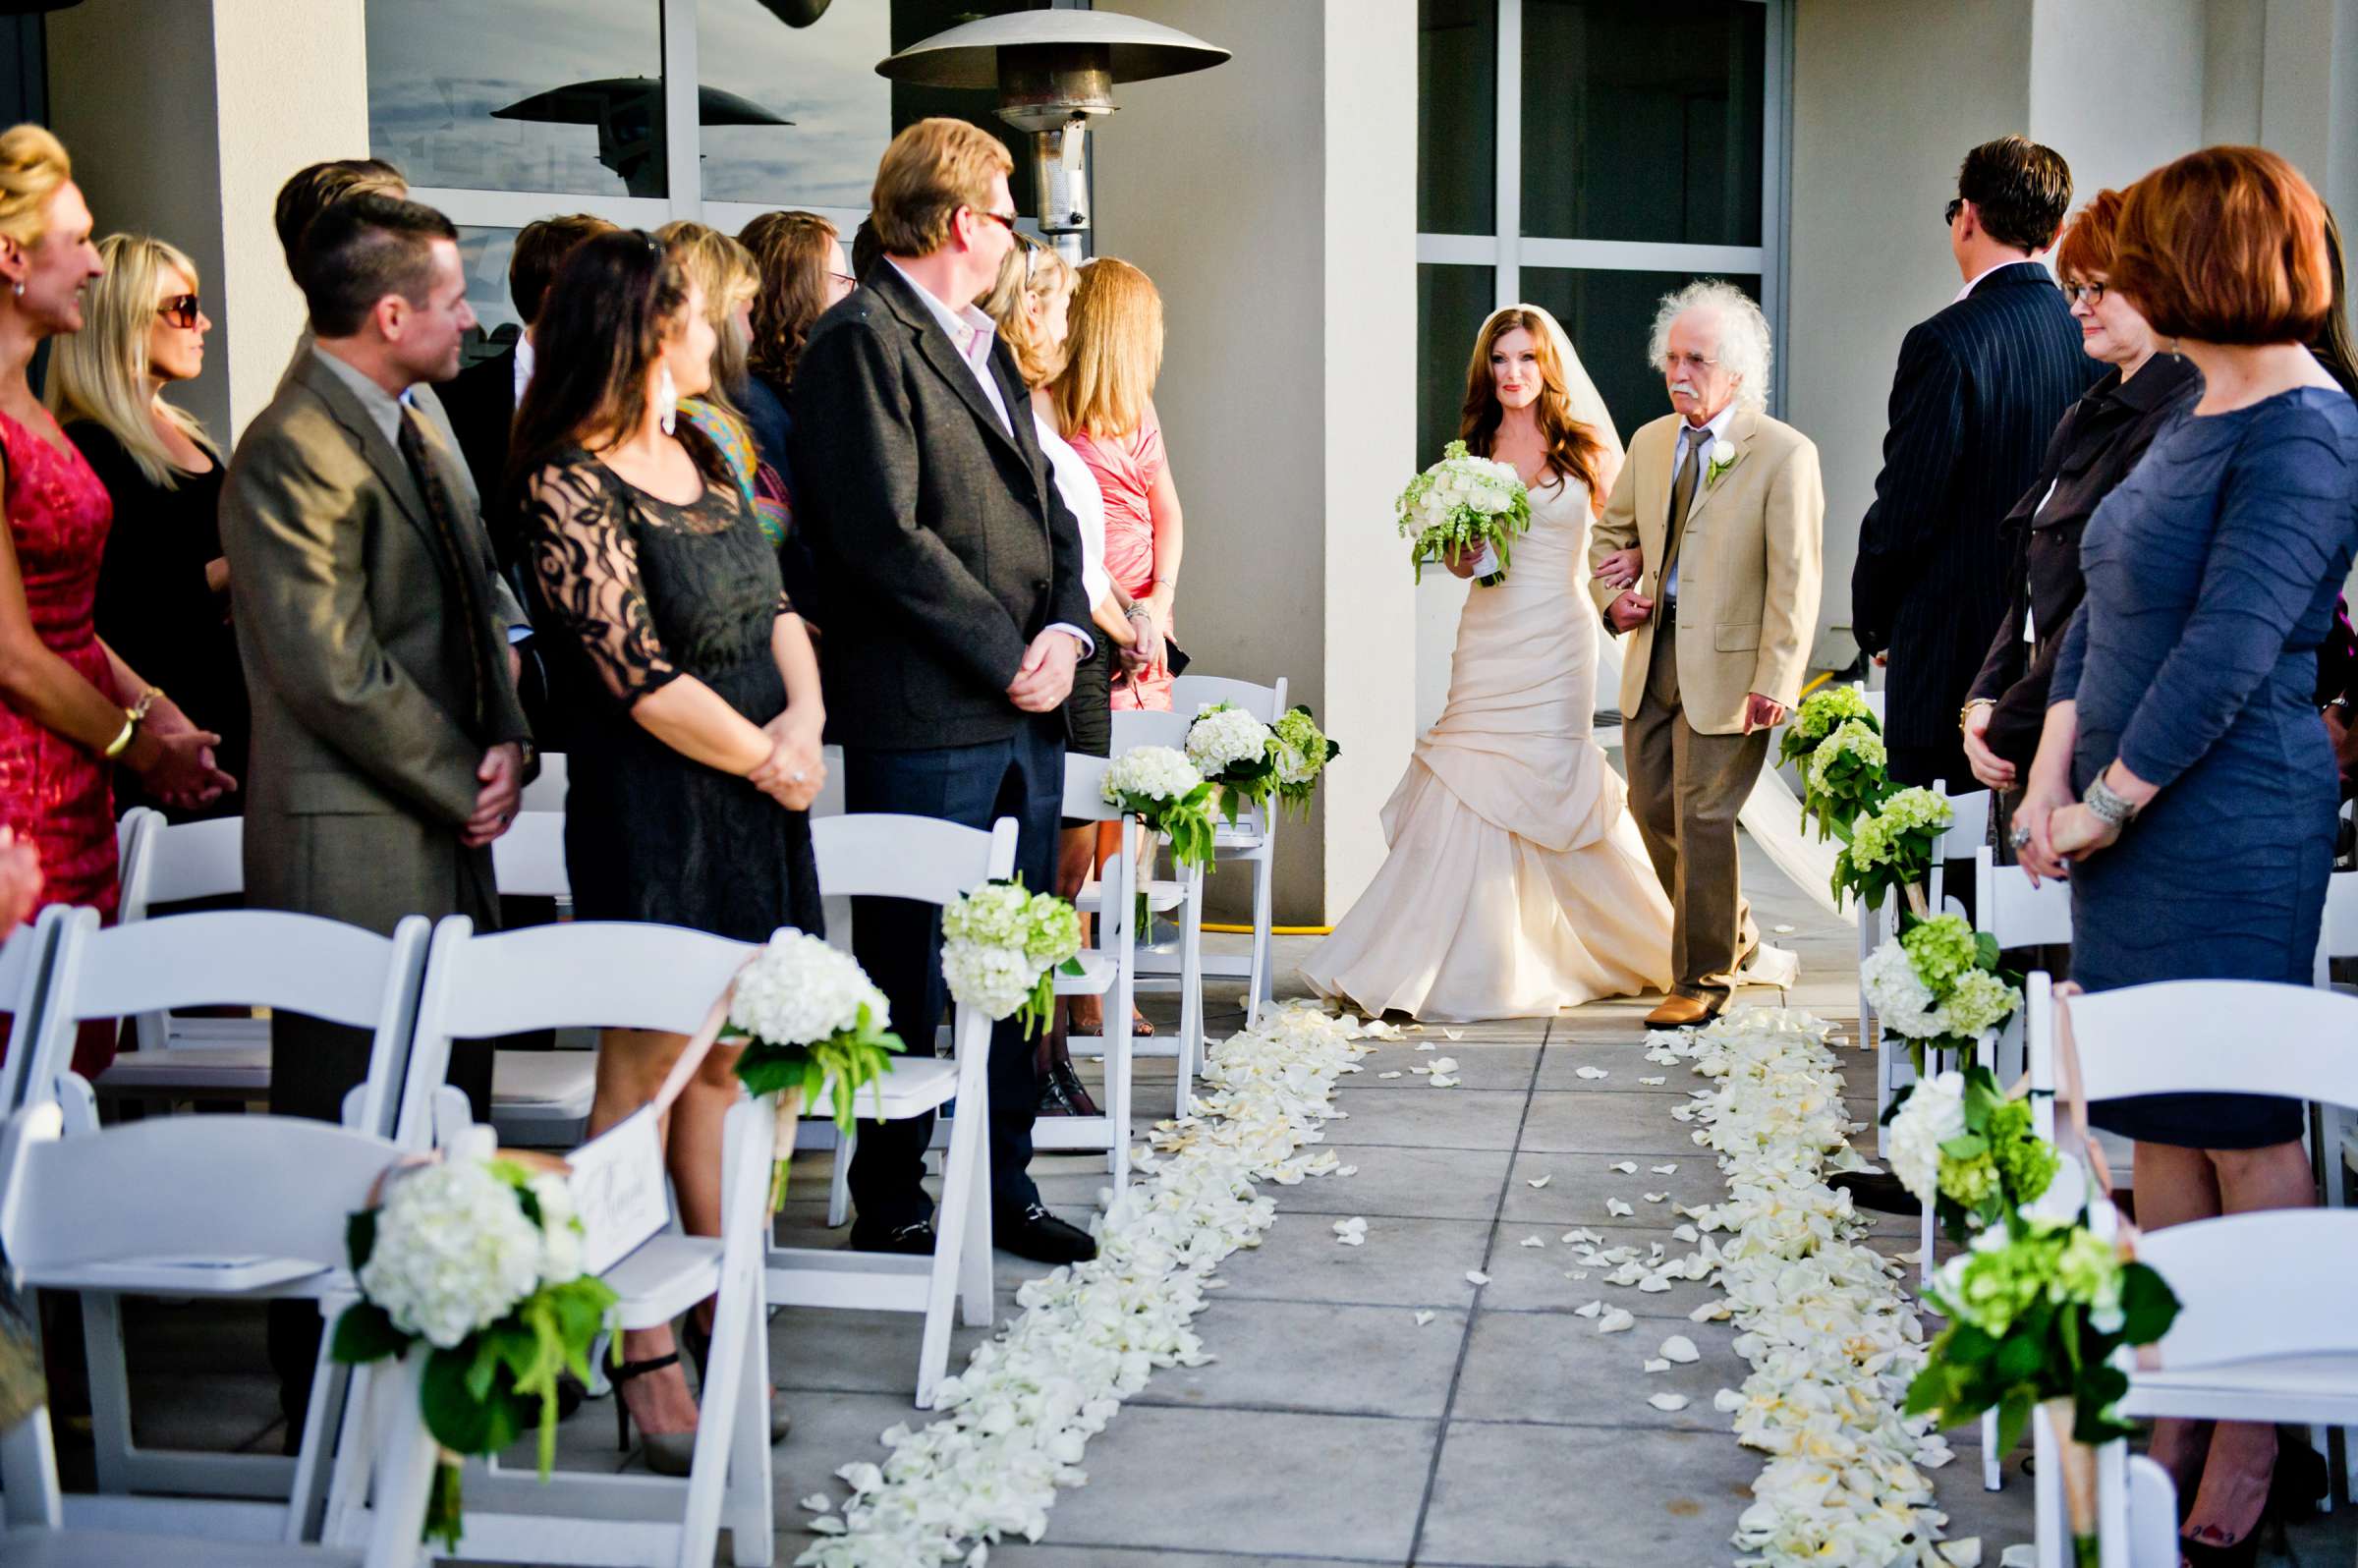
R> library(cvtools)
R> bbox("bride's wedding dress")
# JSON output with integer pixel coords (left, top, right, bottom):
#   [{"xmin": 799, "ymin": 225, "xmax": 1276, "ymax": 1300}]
[{"xmin": 1301, "ymin": 474, "xmax": 1674, "ymax": 1021}]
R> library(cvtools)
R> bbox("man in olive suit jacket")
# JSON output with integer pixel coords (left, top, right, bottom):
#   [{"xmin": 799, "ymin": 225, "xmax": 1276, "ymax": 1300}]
[{"xmin": 1590, "ymin": 282, "xmax": 1823, "ymax": 1027}]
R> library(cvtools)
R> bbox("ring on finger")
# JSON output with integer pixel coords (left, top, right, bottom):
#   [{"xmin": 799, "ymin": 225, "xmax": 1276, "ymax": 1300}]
[{"xmin": 2008, "ymin": 825, "xmax": 2031, "ymax": 849}]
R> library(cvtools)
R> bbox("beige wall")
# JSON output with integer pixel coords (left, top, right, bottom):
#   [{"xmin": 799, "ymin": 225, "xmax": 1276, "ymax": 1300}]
[
  {"xmin": 1787, "ymin": 0, "xmax": 2035, "ymax": 664},
  {"xmin": 1095, "ymin": 0, "xmax": 1418, "ymax": 924},
  {"xmin": 49, "ymin": 0, "xmax": 367, "ymax": 443}
]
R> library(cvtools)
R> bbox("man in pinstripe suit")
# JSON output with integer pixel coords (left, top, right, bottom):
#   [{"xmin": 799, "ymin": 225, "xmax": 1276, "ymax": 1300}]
[{"xmin": 1852, "ymin": 136, "xmax": 2103, "ymax": 790}]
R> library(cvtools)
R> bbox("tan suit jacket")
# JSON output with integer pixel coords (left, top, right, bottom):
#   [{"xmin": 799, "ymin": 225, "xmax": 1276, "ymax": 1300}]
[
  {"xmin": 1588, "ymin": 407, "xmax": 1825, "ymax": 736},
  {"xmin": 222, "ymin": 351, "xmax": 532, "ymax": 937}
]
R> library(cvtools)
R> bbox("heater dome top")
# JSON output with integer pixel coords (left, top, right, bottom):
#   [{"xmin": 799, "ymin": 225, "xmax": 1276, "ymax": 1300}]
[{"xmin": 875, "ymin": 9, "xmax": 1229, "ymax": 91}]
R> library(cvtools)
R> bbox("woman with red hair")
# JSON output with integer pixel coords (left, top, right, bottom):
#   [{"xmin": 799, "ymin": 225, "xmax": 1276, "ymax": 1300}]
[{"xmin": 2015, "ymin": 146, "xmax": 2358, "ymax": 1563}]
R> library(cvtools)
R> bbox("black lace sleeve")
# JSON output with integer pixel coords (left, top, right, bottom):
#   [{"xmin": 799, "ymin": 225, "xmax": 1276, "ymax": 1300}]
[{"xmin": 520, "ymin": 457, "xmax": 681, "ymax": 706}]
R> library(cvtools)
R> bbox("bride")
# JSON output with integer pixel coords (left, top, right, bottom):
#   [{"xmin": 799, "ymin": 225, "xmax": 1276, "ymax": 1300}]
[{"xmin": 1301, "ymin": 305, "xmax": 1672, "ymax": 1021}]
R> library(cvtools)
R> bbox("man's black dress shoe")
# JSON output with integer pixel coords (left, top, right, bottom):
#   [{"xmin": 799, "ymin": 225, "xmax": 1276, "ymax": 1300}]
[
  {"xmin": 1828, "ymin": 1170, "xmax": 1922, "ymax": 1214},
  {"xmin": 997, "ymin": 1204, "xmax": 1097, "ymax": 1264},
  {"xmin": 850, "ymin": 1219, "xmax": 937, "ymax": 1256}
]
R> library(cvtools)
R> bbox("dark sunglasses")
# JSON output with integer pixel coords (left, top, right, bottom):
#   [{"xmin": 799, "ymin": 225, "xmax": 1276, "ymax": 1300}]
[
  {"xmin": 1943, "ymin": 196, "xmax": 1964, "ymax": 227},
  {"xmin": 156, "ymin": 293, "xmax": 200, "ymax": 329},
  {"xmin": 972, "ymin": 206, "xmax": 1020, "ymax": 235}
]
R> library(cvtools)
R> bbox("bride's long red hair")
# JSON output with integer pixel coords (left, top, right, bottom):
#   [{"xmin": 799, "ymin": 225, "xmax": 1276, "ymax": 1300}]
[{"xmin": 1458, "ymin": 308, "xmax": 1611, "ymax": 516}]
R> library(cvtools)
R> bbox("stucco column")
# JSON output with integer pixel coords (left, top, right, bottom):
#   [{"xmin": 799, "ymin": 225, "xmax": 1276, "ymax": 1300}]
[
  {"xmin": 49, "ymin": 0, "xmax": 367, "ymax": 442},
  {"xmin": 1093, "ymin": 0, "xmax": 1418, "ymax": 924}
]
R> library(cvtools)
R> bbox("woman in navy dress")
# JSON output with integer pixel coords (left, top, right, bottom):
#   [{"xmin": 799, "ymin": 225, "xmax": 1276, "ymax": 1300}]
[{"xmin": 2015, "ymin": 147, "xmax": 2358, "ymax": 1564}]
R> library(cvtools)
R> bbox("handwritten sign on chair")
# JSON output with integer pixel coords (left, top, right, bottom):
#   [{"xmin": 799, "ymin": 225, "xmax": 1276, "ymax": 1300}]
[{"xmin": 566, "ymin": 1107, "xmax": 668, "ymax": 1276}]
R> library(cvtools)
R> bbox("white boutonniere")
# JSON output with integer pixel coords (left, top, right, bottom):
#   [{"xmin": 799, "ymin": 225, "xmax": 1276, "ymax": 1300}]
[{"xmin": 1706, "ymin": 438, "xmax": 1738, "ymax": 487}]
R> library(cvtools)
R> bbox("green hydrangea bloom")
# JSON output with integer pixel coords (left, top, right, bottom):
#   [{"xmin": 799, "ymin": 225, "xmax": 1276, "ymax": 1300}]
[
  {"xmin": 1937, "ymin": 1150, "xmax": 2000, "ymax": 1207},
  {"xmin": 1023, "ymin": 892, "xmax": 1083, "ymax": 969},
  {"xmin": 1937, "ymin": 968, "xmax": 2023, "ymax": 1037},
  {"xmin": 942, "ymin": 881, "xmax": 1033, "ymax": 949},
  {"xmin": 1791, "ymin": 685, "xmax": 1876, "ymax": 743},
  {"xmin": 1900, "ymin": 915, "xmax": 1979, "ymax": 989},
  {"xmin": 1272, "ymin": 707, "xmax": 1327, "ymax": 760},
  {"xmin": 1807, "ymin": 720, "xmax": 1885, "ymax": 794},
  {"xmin": 1877, "ymin": 787, "xmax": 1953, "ymax": 834},
  {"xmin": 1989, "ymin": 1107, "xmax": 2060, "ymax": 1204}
]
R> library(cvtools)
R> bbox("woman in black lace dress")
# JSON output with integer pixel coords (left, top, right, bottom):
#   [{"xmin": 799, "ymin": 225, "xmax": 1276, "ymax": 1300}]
[{"xmin": 512, "ymin": 231, "xmax": 823, "ymax": 1470}]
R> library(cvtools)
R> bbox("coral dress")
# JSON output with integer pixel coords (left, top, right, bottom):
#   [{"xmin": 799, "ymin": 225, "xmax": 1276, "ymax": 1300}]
[
  {"xmin": 1300, "ymin": 475, "xmax": 1673, "ymax": 1020},
  {"xmin": 1069, "ymin": 408, "xmax": 1173, "ymax": 712},
  {"xmin": 0, "ymin": 408, "xmax": 118, "ymax": 922}
]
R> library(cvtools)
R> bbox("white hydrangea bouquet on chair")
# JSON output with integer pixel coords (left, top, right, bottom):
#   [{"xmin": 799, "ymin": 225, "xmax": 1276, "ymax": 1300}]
[
  {"xmin": 725, "ymin": 929, "xmax": 904, "ymax": 1206},
  {"xmin": 1184, "ymin": 701, "xmax": 1276, "ymax": 824},
  {"xmin": 1395, "ymin": 439, "xmax": 1531, "ymax": 586},
  {"xmin": 332, "ymin": 1136, "xmax": 618, "ymax": 1549},
  {"xmin": 941, "ymin": 878, "xmax": 1085, "ymax": 1036},
  {"xmin": 1102, "ymin": 745, "xmax": 1217, "ymax": 871}
]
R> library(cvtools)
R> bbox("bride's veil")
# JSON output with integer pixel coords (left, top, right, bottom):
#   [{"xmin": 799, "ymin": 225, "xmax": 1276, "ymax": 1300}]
[{"xmin": 1472, "ymin": 305, "xmax": 1839, "ymax": 928}]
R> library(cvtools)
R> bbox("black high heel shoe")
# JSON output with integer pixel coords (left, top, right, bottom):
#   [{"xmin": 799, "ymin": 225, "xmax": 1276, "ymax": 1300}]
[
  {"xmin": 679, "ymin": 1315, "xmax": 790, "ymax": 1444},
  {"xmin": 610, "ymin": 1352, "xmax": 695, "ymax": 1477}
]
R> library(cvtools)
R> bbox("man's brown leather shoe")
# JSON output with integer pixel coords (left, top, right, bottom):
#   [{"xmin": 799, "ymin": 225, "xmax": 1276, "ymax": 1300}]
[{"xmin": 1643, "ymin": 992, "xmax": 1720, "ymax": 1028}]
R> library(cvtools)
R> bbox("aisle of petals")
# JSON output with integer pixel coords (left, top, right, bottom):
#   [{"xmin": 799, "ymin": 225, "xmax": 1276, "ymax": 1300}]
[
  {"xmin": 795, "ymin": 1002, "xmax": 1376, "ymax": 1568},
  {"xmin": 1655, "ymin": 1006, "xmax": 1975, "ymax": 1566}
]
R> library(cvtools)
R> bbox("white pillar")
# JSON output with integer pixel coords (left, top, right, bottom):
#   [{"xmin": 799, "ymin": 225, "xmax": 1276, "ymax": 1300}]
[
  {"xmin": 1093, "ymin": 0, "xmax": 1418, "ymax": 924},
  {"xmin": 48, "ymin": 0, "xmax": 367, "ymax": 443}
]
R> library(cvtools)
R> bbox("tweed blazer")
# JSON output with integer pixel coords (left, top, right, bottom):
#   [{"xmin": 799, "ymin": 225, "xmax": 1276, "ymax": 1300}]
[
  {"xmin": 789, "ymin": 263, "xmax": 1092, "ymax": 750},
  {"xmin": 222, "ymin": 351, "xmax": 531, "ymax": 929},
  {"xmin": 1589, "ymin": 408, "xmax": 1825, "ymax": 736}
]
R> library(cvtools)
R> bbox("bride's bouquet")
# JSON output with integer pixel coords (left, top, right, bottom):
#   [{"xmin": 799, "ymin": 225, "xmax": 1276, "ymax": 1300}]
[{"xmin": 1396, "ymin": 440, "xmax": 1531, "ymax": 587}]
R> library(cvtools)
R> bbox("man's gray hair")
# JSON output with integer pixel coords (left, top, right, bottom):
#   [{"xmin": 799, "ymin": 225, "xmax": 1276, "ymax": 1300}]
[{"xmin": 1647, "ymin": 279, "xmax": 1771, "ymax": 412}]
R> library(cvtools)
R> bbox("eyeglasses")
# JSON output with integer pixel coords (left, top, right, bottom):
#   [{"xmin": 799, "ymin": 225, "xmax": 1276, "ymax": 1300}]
[
  {"xmin": 156, "ymin": 293, "xmax": 200, "ymax": 329},
  {"xmin": 1663, "ymin": 352, "xmax": 1720, "ymax": 373},
  {"xmin": 2060, "ymin": 280, "xmax": 2107, "ymax": 307},
  {"xmin": 827, "ymin": 271, "xmax": 857, "ymax": 288},
  {"xmin": 972, "ymin": 206, "xmax": 1020, "ymax": 236},
  {"xmin": 1944, "ymin": 196, "xmax": 1965, "ymax": 227}
]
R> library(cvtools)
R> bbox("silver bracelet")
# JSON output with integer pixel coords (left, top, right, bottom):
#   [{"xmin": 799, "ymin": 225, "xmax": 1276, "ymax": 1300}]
[{"xmin": 2082, "ymin": 771, "xmax": 2139, "ymax": 829}]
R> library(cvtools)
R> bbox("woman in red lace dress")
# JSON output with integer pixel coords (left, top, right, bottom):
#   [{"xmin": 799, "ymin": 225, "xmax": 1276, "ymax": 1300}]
[{"xmin": 0, "ymin": 126, "xmax": 231, "ymax": 1071}]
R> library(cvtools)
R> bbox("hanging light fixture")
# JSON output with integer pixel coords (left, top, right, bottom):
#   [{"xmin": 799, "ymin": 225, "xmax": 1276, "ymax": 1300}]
[{"xmin": 876, "ymin": 9, "xmax": 1228, "ymax": 262}]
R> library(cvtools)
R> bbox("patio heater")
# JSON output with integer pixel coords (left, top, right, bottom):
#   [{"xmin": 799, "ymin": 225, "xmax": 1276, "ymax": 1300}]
[{"xmin": 875, "ymin": 9, "xmax": 1229, "ymax": 263}]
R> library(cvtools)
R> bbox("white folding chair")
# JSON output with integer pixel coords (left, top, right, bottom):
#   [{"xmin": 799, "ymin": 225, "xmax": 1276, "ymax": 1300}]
[
  {"xmin": 1869, "ymin": 782, "xmax": 1990, "ymax": 1157},
  {"xmin": 355, "ymin": 915, "xmax": 777, "ymax": 1566},
  {"xmin": 1106, "ymin": 709, "xmax": 1208, "ymax": 1109},
  {"xmin": 13, "ymin": 907, "xmax": 431, "ymax": 1544},
  {"xmin": 795, "ymin": 813, "xmax": 1016, "ymax": 1409},
  {"xmin": 0, "ymin": 903, "xmax": 70, "ymax": 1115},
  {"xmin": 0, "ymin": 1100, "xmax": 445, "ymax": 1567},
  {"xmin": 102, "ymin": 812, "xmax": 594, "ymax": 1145},
  {"xmin": 1028, "ymin": 755, "xmax": 1141, "ymax": 1186},
  {"xmin": 519, "ymin": 750, "xmax": 569, "ymax": 814},
  {"xmin": 2311, "ymin": 870, "xmax": 2358, "ymax": 1211},
  {"xmin": 2026, "ymin": 974, "xmax": 2358, "ymax": 1560},
  {"xmin": 1159, "ymin": 674, "xmax": 1288, "ymax": 1016},
  {"xmin": 2078, "ymin": 1447, "xmax": 2182, "ymax": 1568}
]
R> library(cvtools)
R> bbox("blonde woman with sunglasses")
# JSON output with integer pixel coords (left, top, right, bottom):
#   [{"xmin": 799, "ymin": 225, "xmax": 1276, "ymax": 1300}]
[{"xmin": 47, "ymin": 232, "xmax": 246, "ymax": 820}]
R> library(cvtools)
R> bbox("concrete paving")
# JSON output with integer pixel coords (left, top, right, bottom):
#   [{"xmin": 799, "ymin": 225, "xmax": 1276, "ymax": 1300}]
[{"xmin": 83, "ymin": 832, "xmax": 2356, "ymax": 1566}]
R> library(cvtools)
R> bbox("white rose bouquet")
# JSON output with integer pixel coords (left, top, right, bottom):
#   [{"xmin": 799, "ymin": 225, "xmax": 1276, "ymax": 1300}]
[
  {"xmin": 1268, "ymin": 703, "xmax": 1341, "ymax": 820},
  {"xmin": 333, "ymin": 1144, "xmax": 617, "ymax": 1549},
  {"xmin": 1184, "ymin": 701, "xmax": 1277, "ymax": 824},
  {"xmin": 1395, "ymin": 439, "xmax": 1533, "ymax": 586},
  {"xmin": 1102, "ymin": 744, "xmax": 1217, "ymax": 872},
  {"xmin": 726, "ymin": 928, "xmax": 904, "ymax": 1206},
  {"xmin": 941, "ymin": 876, "xmax": 1086, "ymax": 1037}
]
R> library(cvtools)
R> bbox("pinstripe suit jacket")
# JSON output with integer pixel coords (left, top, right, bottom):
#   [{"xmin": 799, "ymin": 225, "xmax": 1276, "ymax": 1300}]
[{"xmin": 1850, "ymin": 260, "xmax": 2101, "ymax": 751}]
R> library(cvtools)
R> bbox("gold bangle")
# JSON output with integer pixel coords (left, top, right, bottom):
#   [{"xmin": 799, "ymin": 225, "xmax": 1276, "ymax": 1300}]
[
  {"xmin": 102, "ymin": 713, "xmax": 137, "ymax": 759},
  {"xmin": 129, "ymin": 686, "xmax": 164, "ymax": 723},
  {"xmin": 1958, "ymin": 698, "xmax": 1993, "ymax": 734}
]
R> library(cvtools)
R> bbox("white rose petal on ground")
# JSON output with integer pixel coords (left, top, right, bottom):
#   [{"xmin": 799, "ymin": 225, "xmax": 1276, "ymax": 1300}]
[
  {"xmin": 801, "ymin": 1495, "xmax": 833, "ymax": 1514},
  {"xmin": 1413, "ymin": 1310, "xmax": 1435, "ymax": 1327},
  {"xmin": 1639, "ymin": 1076, "xmax": 1667, "ymax": 1085},
  {"xmin": 1606, "ymin": 1199, "xmax": 1635, "ymax": 1216},
  {"xmin": 1576, "ymin": 1066, "xmax": 1610, "ymax": 1080},
  {"xmin": 1519, "ymin": 1235, "xmax": 1545, "ymax": 1248},
  {"xmin": 1647, "ymin": 1392, "xmax": 1690, "ymax": 1412},
  {"xmin": 1643, "ymin": 1358, "xmax": 1670, "ymax": 1373},
  {"xmin": 1938, "ymin": 1540, "xmax": 1984, "ymax": 1567},
  {"xmin": 1574, "ymin": 1300, "xmax": 1603, "ymax": 1318},
  {"xmin": 1527, "ymin": 1174, "xmax": 1552, "ymax": 1189},
  {"xmin": 1598, "ymin": 1309, "xmax": 1636, "ymax": 1333},
  {"xmin": 1609, "ymin": 1161, "xmax": 1639, "ymax": 1174},
  {"xmin": 1442, "ymin": 1028, "xmax": 1464, "ymax": 1039},
  {"xmin": 1465, "ymin": 1269, "xmax": 1490, "ymax": 1287},
  {"xmin": 1657, "ymin": 1335, "xmax": 1699, "ymax": 1364},
  {"xmin": 1377, "ymin": 1071, "xmax": 1402, "ymax": 1079},
  {"xmin": 1651, "ymin": 1163, "xmax": 1677, "ymax": 1174},
  {"xmin": 1429, "ymin": 1074, "xmax": 1461, "ymax": 1088}
]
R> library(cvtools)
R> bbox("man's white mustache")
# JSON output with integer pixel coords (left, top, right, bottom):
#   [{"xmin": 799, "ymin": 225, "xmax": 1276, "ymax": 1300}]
[{"xmin": 1671, "ymin": 381, "xmax": 1697, "ymax": 396}]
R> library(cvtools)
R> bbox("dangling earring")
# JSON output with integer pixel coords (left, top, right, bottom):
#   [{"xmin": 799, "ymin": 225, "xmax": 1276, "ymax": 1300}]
[
  {"xmin": 655, "ymin": 364, "xmax": 678, "ymax": 436},
  {"xmin": 9, "ymin": 283, "xmax": 20, "ymax": 300}
]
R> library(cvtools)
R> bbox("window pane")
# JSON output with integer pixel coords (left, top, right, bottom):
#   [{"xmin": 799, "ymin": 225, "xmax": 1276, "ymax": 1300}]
[
  {"xmin": 699, "ymin": 0, "xmax": 891, "ymax": 207},
  {"xmin": 1521, "ymin": 0, "xmax": 1764, "ymax": 246},
  {"xmin": 1419, "ymin": 0, "xmax": 1495, "ymax": 236},
  {"xmin": 1519, "ymin": 267, "xmax": 1762, "ymax": 446},
  {"xmin": 1418, "ymin": 264, "xmax": 1495, "ymax": 465},
  {"xmin": 366, "ymin": 0, "xmax": 665, "ymax": 197},
  {"xmin": 456, "ymin": 227, "xmax": 523, "ymax": 364}
]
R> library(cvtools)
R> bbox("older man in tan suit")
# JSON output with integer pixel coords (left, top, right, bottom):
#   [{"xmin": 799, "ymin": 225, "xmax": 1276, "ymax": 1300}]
[{"xmin": 1590, "ymin": 282, "xmax": 1823, "ymax": 1027}]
